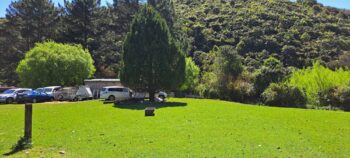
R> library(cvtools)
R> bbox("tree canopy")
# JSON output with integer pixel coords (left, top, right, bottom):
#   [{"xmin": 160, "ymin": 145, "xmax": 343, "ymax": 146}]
[
  {"xmin": 121, "ymin": 5, "xmax": 185, "ymax": 101},
  {"xmin": 16, "ymin": 42, "xmax": 96, "ymax": 88}
]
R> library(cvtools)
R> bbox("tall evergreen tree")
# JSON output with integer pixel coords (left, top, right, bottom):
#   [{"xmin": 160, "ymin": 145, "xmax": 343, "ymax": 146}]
[
  {"xmin": 112, "ymin": 0, "xmax": 140, "ymax": 36},
  {"xmin": 6, "ymin": 0, "xmax": 60, "ymax": 51},
  {"xmin": 148, "ymin": 0, "xmax": 175, "ymax": 30},
  {"xmin": 148, "ymin": 0, "xmax": 191, "ymax": 55},
  {"xmin": 92, "ymin": 5, "xmax": 121, "ymax": 77},
  {"xmin": 63, "ymin": 0, "xmax": 119, "ymax": 78},
  {"xmin": 63, "ymin": 0, "xmax": 102, "ymax": 49},
  {"xmin": 0, "ymin": 19, "xmax": 24, "ymax": 85},
  {"xmin": 121, "ymin": 5, "xmax": 185, "ymax": 102},
  {"xmin": 0, "ymin": 0, "xmax": 59, "ymax": 85},
  {"xmin": 88, "ymin": 0, "xmax": 140, "ymax": 78}
]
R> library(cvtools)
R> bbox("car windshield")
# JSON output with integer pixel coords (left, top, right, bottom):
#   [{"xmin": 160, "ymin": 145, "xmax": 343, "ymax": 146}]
[
  {"xmin": 44, "ymin": 88, "xmax": 52, "ymax": 93},
  {"xmin": 36, "ymin": 88, "xmax": 44, "ymax": 93},
  {"xmin": 3, "ymin": 89, "xmax": 15, "ymax": 94}
]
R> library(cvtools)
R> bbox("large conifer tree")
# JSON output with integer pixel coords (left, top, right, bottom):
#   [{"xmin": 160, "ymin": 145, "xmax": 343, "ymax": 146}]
[
  {"xmin": 0, "ymin": 0, "xmax": 59, "ymax": 85},
  {"xmin": 6, "ymin": 0, "xmax": 60, "ymax": 51},
  {"xmin": 121, "ymin": 5, "xmax": 185, "ymax": 102},
  {"xmin": 63, "ymin": 0, "xmax": 101, "ymax": 49}
]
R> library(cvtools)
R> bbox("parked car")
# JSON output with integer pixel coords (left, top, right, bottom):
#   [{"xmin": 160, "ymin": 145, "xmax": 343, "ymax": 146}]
[
  {"xmin": 133, "ymin": 91, "xmax": 168, "ymax": 100},
  {"xmin": 158, "ymin": 91, "xmax": 167, "ymax": 99},
  {"xmin": 99, "ymin": 86, "xmax": 167, "ymax": 102},
  {"xmin": 0, "ymin": 88, "xmax": 32, "ymax": 104},
  {"xmin": 0, "ymin": 87, "xmax": 15, "ymax": 93},
  {"xmin": 42, "ymin": 86, "xmax": 61, "ymax": 97},
  {"xmin": 100, "ymin": 86, "xmax": 131, "ymax": 101},
  {"xmin": 17, "ymin": 89, "xmax": 54, "ymax": 103},
  {"xmin": 54, "ymin": 86, "xmax": 93, "ymax": 101}
]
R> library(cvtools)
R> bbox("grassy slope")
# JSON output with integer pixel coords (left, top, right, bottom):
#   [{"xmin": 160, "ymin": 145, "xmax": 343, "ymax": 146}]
[{"xmin": 0, "ymin": 98, "xmax": 349, "ymax": 157}]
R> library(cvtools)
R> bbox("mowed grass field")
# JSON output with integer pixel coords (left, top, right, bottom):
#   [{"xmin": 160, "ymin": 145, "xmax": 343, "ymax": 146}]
[{"xmin": 0, "ymin": 98, "xmax": 350, "ymax": 158}]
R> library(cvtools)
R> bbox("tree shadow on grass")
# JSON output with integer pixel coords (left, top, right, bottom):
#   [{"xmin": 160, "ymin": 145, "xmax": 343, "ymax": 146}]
[
  {"xmin": 113, "ymin": 101, "xmax": 187, "ymax": 110},
  {"xmin": 3, "ymin": 137, "xmax": 31, "ymax": 156}
]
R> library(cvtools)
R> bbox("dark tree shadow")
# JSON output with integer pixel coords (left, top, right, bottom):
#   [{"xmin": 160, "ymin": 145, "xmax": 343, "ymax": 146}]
[
  {"xmin": 3, "ymin": 137, "xmax": 32, "ymax": 156},
  {"xmin": 114, "ymin": 101, "xmax": 187, "ymax": 110}
]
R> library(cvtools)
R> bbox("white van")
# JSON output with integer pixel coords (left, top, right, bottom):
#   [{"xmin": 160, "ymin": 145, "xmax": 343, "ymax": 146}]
[{"xmin": 100, "ymin": 86, "xmax": 131, "ymax": 101}]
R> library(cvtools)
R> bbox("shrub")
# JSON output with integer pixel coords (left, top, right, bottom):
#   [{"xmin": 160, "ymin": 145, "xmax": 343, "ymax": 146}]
[
  {"xmin": 319, "ymin": 85, "xmax": 350, "ymax": 111},
  {"xmin": 227, "ymin": 72, "xmax": 256, "ymax": 102},
  {"xmin": 196, "ymin": 72, "xmax": 219, "ymax": 98},
  {"xmin": 262, "ymin": 83, "xmax": 307, "ymax": 108},
  {"xmin": 197, "ymin": 45, "xmax": 244, "ymax": 100},
  {"xmin": 254, "ymin": 57, "xmax": 289, "ymax": 95},
  {"xmin": 288, "ymin": 61, "xmax": 350, "ymax": 106},
  {"xmin": 16, "ymin": 42, "xmax": 95, "ymax": 88},
  {"xmin": 181, "ymin": 58, "xmax": 200, "ymax": 93},
  {"xmin": 328, "ymin": 52, "xmax": 350, "ymax": 70}
]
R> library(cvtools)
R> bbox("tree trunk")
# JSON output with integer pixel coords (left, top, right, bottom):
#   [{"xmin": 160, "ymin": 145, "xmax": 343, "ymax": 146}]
[{"xmin": 149, "ymin": 90, "xmax": 155, "ymax": 102}]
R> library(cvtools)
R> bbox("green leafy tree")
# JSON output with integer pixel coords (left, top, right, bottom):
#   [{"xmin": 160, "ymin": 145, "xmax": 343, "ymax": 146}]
[
  {"xmin": 197, "ymin": 45, "xmax": 244, "ymax": 100},
  {"xmin": 121, "ymin": 5, "xmax": 185, "ymax": 102},
  {"xmin": 16, "ymin": 42, "xmax": 96, "ymax": 88},
  {"xmin": 213, "ymin": 45, "xmax": 244, "ymax": 100},
  {"xmin": 180, "ymin": 58, "xmax": 200, "ymax": 93}
]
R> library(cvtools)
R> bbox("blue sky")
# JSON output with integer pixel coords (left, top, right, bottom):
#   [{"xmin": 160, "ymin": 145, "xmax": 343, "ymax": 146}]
[
  {"xmin": 0, "ymin": 0, "xmax": 114, "ymax": 17},
  {"xmin": 1, "ymin": 0, "xmax": 350, "ymax": 17}
]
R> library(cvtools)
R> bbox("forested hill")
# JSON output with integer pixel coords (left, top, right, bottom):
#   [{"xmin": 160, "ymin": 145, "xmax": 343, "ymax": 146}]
[
  {"xmin": 1, "ymin": 0, "xmax": 350, "ymax": 86},
  {"xmin": 174, "ymin": 0, "xmax": 350, "ymax": 69}
]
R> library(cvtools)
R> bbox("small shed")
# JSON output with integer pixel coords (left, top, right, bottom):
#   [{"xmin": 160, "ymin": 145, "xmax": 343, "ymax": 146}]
[{"xmin": 84, "ymin": 79, "xmax": 122, "ymax": 98}]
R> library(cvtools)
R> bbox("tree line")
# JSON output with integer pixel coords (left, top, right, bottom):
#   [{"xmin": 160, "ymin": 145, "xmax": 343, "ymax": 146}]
[{"xmin": 0, "ymin": 0, "xmax": 152, "ymax": 85}]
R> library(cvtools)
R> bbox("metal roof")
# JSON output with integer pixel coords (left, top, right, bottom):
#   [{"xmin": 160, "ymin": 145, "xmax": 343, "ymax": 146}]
[{"xmin": 84, "ymin": 79, "xmax": 121, "ymax": 82}]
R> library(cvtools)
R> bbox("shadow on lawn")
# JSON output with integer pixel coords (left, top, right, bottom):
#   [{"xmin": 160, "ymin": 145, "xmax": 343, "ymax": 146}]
[
  {"xmin": 114, "ymin": 101, "xmax": 187, "ymax": 110},
  {"xmin": 3, "ymin": 137, "xmax": 31, "ymax": 156}
]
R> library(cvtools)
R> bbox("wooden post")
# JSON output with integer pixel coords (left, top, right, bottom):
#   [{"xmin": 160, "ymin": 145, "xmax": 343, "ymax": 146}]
[{"xmin": 24, "ymin": 103, "xmax": 32, "ymax": 143}]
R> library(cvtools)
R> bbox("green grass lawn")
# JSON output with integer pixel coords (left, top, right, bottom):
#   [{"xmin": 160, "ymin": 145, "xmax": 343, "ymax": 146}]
[{"xmin": 0, "ymin": 98, "xmax": 350, "ymax": 158}]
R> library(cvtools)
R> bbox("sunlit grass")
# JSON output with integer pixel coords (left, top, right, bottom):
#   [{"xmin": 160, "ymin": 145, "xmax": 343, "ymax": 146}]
[{"xmin": 0, "ymin": 98, "xmax": 349, "ymax": 157}]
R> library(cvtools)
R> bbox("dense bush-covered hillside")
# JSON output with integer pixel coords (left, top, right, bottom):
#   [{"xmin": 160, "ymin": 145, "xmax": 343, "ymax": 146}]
[
  {"xmin": 175, "ymin": 0, "xmax": 350, "ymax": 69},
  {"xmin": 1, "ymin": 0, "xmax": 350, "ymax": 109}
]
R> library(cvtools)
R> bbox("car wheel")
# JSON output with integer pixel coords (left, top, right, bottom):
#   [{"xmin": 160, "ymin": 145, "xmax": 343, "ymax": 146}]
[
  {"xmin": 159, "ymin": 95, "xmax": 165, "ymax": 100},
  {"xmin": 50, "ymin": 97, "xmax": 54, "ymax": 102},
  {"xmin": 108, "ymin": 95, "xmax": 115, "ymax": 101},
  {"xmin": 58, "ymin": 95, "xmax": 64, "ymax": 101},
  {"xmin": 6, "ymin": 98, "xmax": 14, "ymax": 104},
  {"xmin": 32, "ymin": 98, "xmax": 37, "ymax": 103}
]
